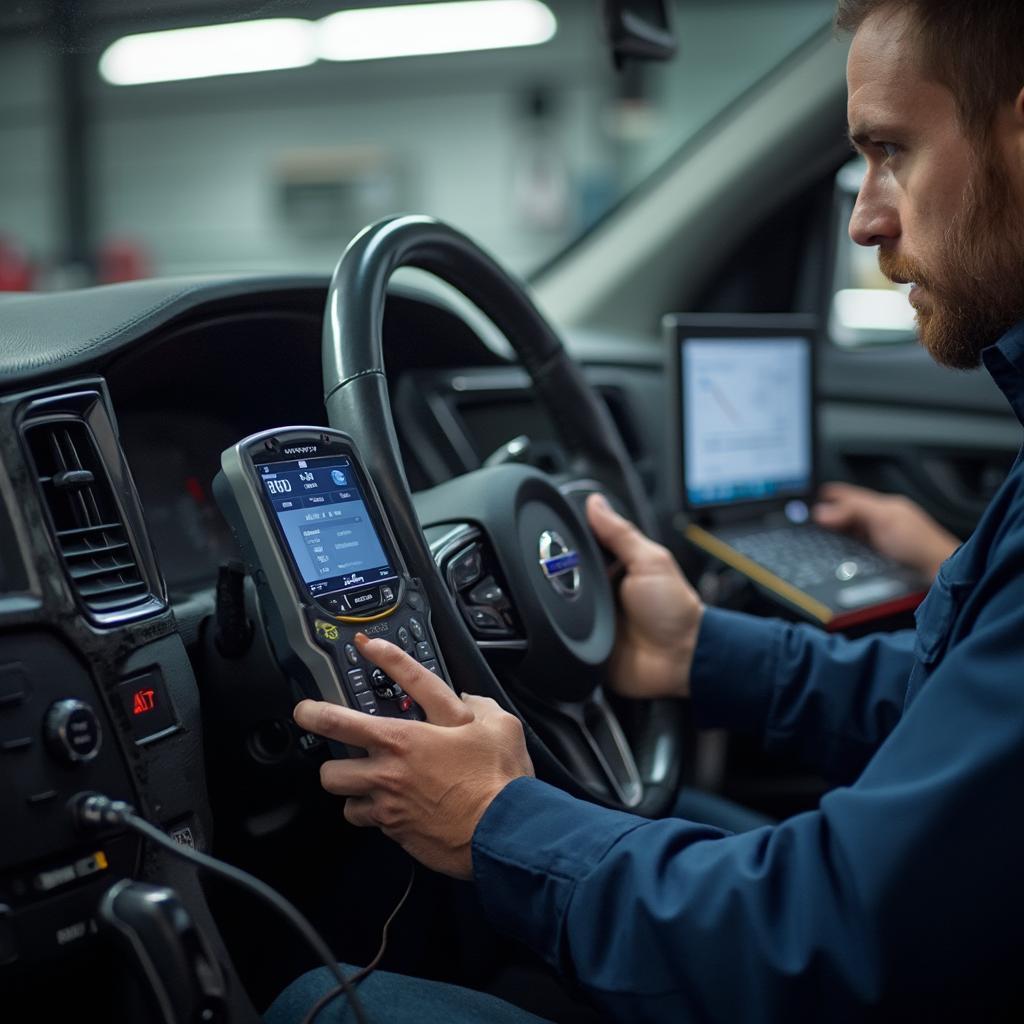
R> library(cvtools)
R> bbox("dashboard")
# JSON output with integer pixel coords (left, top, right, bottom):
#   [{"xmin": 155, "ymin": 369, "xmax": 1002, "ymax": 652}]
[
  {"xmin": 0, "ymin": 274, "xmax": 669, "ymax": 1019},
  {"xmin": 103, "ymin": 289, "xmax": 664, "ymax": 595}
]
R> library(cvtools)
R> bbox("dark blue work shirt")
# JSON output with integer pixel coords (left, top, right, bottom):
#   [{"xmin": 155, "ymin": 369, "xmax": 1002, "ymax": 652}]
[{"xmin": 472, "ymin": 322, "xmax": 1024, "ymax": 1022}]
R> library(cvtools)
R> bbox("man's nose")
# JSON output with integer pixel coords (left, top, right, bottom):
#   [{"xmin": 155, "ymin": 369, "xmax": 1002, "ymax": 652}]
[{"xmin": 848, "ymin": 184, "xmax": 900, "ymax": 247}]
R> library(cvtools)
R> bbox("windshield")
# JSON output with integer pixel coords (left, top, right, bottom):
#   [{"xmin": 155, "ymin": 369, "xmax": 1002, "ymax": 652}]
[{"xmin": 0, "ymin": 0, "xmax": 835, "ymax": 287}]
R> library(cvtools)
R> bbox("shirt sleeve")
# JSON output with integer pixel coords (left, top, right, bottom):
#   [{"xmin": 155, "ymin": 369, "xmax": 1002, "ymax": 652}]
[
  {"xmin": 690, "ymin": 606, "xmax": 916, "ymax": 782},
  {"xmin": 472, "ymin": 545, "xmax": 1024, "ymax": 1022}
]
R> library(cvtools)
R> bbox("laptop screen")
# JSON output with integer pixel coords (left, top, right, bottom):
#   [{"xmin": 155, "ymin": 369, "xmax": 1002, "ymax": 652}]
[{"xmin": 680, "ymin": 335, "xmax": 812, "ymax": 508}]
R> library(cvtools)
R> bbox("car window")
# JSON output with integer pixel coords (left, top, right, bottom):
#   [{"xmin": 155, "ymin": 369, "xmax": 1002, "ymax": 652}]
[{"xmin": 0, "ymin": 0, "xmax": 835, "ymax": 287}]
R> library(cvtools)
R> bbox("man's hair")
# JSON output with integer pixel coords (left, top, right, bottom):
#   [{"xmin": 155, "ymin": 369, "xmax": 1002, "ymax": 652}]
[{"xmin": 835, "ymin": 1, "xmax": 1024, "ymax": 137}]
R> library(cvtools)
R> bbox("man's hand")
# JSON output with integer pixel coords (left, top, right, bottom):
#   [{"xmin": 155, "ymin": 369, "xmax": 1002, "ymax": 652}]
[
  {"xmin": 586, "ymin": 493, "xmax": 704, "ymax": 700},
  {"xmin": 812, "ymin": 482, "xmax": 959, "ymax": 581},
  {"xmin": 294, "ymin": 635, "xmax": 533, "ymax": 881}
]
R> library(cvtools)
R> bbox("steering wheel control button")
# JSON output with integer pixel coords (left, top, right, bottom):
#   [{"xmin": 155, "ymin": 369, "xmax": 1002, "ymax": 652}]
[
  {"xmin": 449, "ymin": 546, "xmax": 483, "ymax": 590},
  {"xmin": 344, "ymin": 643, "xmax": 360, "ymax": 666},
  {"xmin": 397, "ymin": 626, "xmax": 413, "ymax": 652},
  {"xmin": 408, "ymin": 618, "xmax": 425, "ymax": 642},
  {"xmin": 346, "ymin": 669, "xmax": 369, "ymax": 694},
  {"xmin": 44, "ymin": 700, "xmax": 102, "ymax": 765},
  {"xmin": 414, "ymin": 641, "xmax": 435, "ymax": 662},
  {"xmin": 469, "ymin": 579, "xmax": 505, "ymax": 606},
  {"xmin": 469, "ymin": 607, "xmax": 505, "ymax": 632}
]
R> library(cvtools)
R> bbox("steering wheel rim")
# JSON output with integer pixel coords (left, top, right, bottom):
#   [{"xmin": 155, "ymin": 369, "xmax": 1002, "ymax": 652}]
[{"xmin": 321, "ymin": 213, "xmax": 682, "ymax": 816}]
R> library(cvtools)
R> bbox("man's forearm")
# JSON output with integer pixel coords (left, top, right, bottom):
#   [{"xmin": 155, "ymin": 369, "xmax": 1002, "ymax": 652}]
[{"xmin": 690, "ymin": 607, "xmax": 916, "ymax": 783}]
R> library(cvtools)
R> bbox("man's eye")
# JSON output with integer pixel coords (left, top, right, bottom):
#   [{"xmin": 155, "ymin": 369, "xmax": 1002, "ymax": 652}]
[{"xmin": 879, "ymin": 142, "xmax": 899, "ymax": 160}]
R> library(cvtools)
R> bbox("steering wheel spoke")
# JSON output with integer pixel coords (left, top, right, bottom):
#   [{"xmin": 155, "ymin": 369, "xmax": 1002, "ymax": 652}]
[{"xmin": 514, "ymin": 685, "xmax": 644, "ymax": 808}]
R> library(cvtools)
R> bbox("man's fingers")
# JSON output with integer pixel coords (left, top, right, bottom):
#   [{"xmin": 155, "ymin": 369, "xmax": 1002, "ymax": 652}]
[
  {"xmin": 811, "ymin": 502, "xmax": 852, "ymax": 528},
  {"xmin": 343, "ymin": 795, "xmax": 376, "ymax": 829},
  {"xmin": 356, "ymin": 635, "xmax": 473, "ymax": 727},
  {"xmin": 817, "ymin": 481, "xmax": 868, "ymax": 501},
  {"xmin": 320, "ymin": 756, "xmax": 380, "ymax": 797},
  {"xmin": 586, "ymin": 492, "xmax": 661, "ymax": 569},
  {"xmin": 294, "ymin": 698, "xmax": 401, "ymax": 751}
]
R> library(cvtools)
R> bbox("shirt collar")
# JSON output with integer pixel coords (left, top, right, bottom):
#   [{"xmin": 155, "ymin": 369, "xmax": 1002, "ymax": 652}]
[{"xmin": 982, "ymin": 320, "xmax": 1024, "ymax": 427}]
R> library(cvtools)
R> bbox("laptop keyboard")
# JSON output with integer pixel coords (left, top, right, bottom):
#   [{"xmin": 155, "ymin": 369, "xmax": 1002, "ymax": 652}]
[{"xmin": 728, "ymin": 525, "xmax": 889, "ymax": 590}]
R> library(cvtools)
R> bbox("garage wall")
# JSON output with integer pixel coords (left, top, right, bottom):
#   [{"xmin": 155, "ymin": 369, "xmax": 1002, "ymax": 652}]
[
  {"xmin": 0, "ymin": 39, "xmax": 58, "ymax": 260},
  {"xmin": 0, "ymin": 0, "xmax": 834, "ymax": 284}
]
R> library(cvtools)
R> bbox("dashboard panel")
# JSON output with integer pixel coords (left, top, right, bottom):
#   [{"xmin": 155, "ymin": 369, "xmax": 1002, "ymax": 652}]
[{"xmin": 0, "ymin": 275, "xmax": 670, "ymax": 1018}]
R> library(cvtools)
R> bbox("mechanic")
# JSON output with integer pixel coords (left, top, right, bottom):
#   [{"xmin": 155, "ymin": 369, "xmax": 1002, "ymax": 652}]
[{"xmin": 269, "ymin": 1, "xmax": 1024, "ymax": 1020}]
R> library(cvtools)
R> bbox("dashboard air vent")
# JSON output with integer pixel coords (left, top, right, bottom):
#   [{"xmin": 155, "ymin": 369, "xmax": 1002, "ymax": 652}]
[{"xmin": 25, "ymin": 419, "xmax": 150, "ymax": 615}]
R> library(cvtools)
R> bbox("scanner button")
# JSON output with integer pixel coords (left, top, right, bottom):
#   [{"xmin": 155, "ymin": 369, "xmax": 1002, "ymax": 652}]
[
  {"xmin": 355, "ymin": 692, "xmax": 378, "ymax": 714},
  {"xmin": 398, "ymin": 696, "xmax": 414, "ymax": 713},
  {"xmin": 380, "ymin": 585, "xmax": 396, "ymax": 605},
  {"xmin": 345, "ymin": 587, "xmax": 381, "ymax": 612},
  {"xmin": 409, "ymin": 618, "xmax": 425, "ymax": 642},
  {"xmin": 343, "ymin": 644, "xmax": 360, "ymax": 666},
  {"xmin": 347, "ymin": 669, "xmax": 368, "ymax": 694},
  {"xmin": 422, "ymin": 660, "xmax": 442, "ymax": 677},
  {"xmin": 415, "ymin": 641, "xmax": 435, "ymax": 662},
  {"xmin": 397, "ymin": 626, "xmax": 413, "ymax": 652}
]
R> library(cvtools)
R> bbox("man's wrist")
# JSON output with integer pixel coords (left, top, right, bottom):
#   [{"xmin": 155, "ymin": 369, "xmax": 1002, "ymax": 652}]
[{"xmin": 678, "ymin": 601, "xmax": 706, "ymax": 698}]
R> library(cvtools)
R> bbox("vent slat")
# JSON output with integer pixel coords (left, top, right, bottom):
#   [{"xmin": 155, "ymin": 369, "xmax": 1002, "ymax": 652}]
[
  {"xmin": 68, "ymin": 559, "xmax": 139, "ymax": 582},
  {"xmin": 61, "ymin": 538, "xmax": 131, "ymax": 559},
  {"xmin": 77, "ymin": 577, "xmax": 147, "ymax": 598},
  {"xmin": 25, "ymin": 418, "xmax": 153, "ymax": 618},
  {"xmin": 55, "ymin": 522, "xmax": 123, "ymax": 538}
]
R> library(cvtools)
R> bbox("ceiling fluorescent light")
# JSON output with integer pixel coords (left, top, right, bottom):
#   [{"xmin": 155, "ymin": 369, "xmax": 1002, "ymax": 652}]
[
  {"xmin": 318, "ymin": 1, "xmax": 557, "ymax": 62},
  {"xmin": 99, "ymin": 19, "xmax": 316, "ymax": 86}
]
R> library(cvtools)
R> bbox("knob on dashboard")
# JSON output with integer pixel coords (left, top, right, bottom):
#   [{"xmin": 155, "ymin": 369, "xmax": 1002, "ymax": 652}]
[{"xmin": 44, "ymin": 699, "xmax": 102, "ymax": 765}]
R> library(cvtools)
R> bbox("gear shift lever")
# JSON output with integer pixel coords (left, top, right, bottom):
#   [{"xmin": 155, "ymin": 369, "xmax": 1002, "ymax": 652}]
[{"xmin": 98, "ymin": 880, "xmax": 228, "ymax": 1024}]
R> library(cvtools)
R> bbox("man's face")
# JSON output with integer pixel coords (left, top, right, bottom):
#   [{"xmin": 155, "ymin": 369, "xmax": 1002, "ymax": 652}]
[{"xmin": 847, "ymin": 8, "xmax": 1024, "ymax": 369}]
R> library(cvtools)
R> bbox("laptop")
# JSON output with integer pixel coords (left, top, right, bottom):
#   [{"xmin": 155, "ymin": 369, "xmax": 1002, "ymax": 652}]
[{"xmin": 665, "ymin": 313, "xmax": 927, "ymax": 631}]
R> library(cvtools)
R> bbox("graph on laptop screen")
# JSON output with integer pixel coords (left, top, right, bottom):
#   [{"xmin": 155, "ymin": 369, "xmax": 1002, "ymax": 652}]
[{"xmin": 682, "ymin": 337, "xmax": 812, "ymax": 507}]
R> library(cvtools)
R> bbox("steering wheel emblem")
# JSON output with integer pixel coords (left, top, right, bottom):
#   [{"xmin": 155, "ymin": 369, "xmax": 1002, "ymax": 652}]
[{"xmin": 538, "ymin": 530, "xmax": 581, "ymax": 599}]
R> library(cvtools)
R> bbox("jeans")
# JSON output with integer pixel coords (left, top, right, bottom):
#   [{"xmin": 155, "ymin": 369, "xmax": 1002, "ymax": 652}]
[{"xmin": 264, "ymin": 964, "xmax": 553, "ymax": 1024}]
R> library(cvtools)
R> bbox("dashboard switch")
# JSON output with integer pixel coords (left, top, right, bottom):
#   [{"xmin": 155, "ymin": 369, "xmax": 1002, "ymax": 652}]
[
  {"xmin": 44, "ymin": 699, "xmax": 102, "ymax": 765},
  {"xmin": 116, "ymin": 670, "xmax": 179, "ymax": 744}
]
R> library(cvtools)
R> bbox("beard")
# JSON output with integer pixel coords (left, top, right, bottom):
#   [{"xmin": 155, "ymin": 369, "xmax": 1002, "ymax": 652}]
[{"xmin": 878, "ymin": 145, "xmax": 1024, "ymax": 370}]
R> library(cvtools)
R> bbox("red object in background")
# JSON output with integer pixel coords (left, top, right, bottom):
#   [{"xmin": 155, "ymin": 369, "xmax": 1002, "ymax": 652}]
[
  {"xmin": 0, "ymin": 236, "xmax": 34, "ymax": 291},
  {"xmin": 97, "ymin": 238, "xmax": 151, "ymax": 284},
  {"xmin": 132, "ymin": 689, "xmax": 156, "ymax": 715}
]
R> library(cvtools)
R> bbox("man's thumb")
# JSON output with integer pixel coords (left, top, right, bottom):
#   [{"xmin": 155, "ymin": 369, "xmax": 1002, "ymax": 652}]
[{"xmin": 586, "ymin": 492, "xmax": 646, "ymax": 564}]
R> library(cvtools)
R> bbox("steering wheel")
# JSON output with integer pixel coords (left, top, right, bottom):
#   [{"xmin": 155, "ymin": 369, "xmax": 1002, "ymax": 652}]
[{"xmin": 321, "ymin": 214, "xmax": 683, "ymax": 816}]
